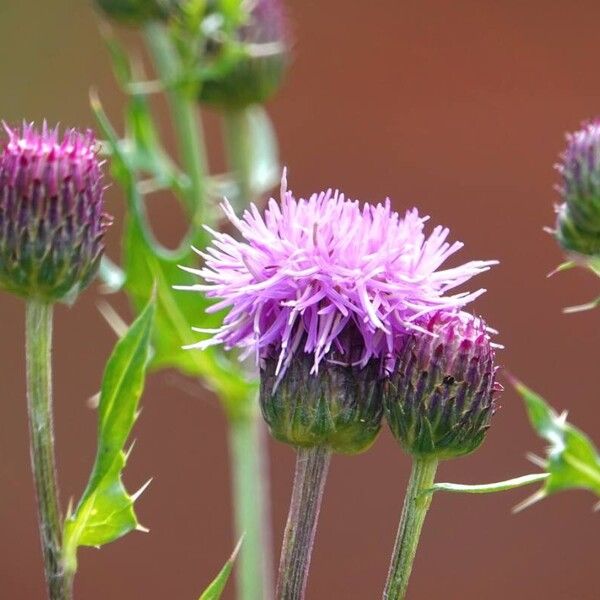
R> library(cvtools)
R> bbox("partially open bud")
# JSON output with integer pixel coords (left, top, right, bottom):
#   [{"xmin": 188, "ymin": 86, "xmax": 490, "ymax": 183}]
[
  {"xmin": 260, "ymin": 330, "xmax": 384, "ymax": 454},
  {"xmin": 555, "ymin": 120, "xmax": 600, "ymax": 257},
  {"xmin": 95, "ymin": 0, "xmax": 181, "ymax": 24},
  {"xmin": 199, "ymin": 0, "xmax": 290, "ymax": 109},
  {"xmin": 384, "ymin": 312, "xmax": 502, "ymax": 460},
  {"xmin": 0, "ymin": 124, "xmax": 111, "ymax": 302}
]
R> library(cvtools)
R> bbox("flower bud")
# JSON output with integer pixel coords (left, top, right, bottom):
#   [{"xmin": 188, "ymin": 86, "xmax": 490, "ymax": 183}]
[
  {"xmin": 199, "ymin": 0, "xmax": 290, "ymax": 109},
  {"xmin": 384, "ymin": 312, "xmax": 502, "ymax": 460},
  {"xmin": 95, "ymin": 0, "xmax": 181, "ymax": 24},
  {"xmin": 555, "ymin": 120, "xmax": 600, "ymax": 257},
  {"xmin": 0, "ymin": 124, "xmax": 111, "ymax": 302},
  {"xmin": 260, "ymin": 333, "xmax": 384, "ymax": 454}
]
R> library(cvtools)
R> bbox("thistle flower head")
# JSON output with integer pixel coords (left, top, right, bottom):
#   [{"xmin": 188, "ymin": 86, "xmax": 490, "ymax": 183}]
[
  {"xmin": 555, "ymin": 119, "xmax": 600, "ymax": 256},
  {"xmin": 0, "ymin": 123, "xmax": 111, "ymax": 302},
  {"xmin": 385, "ymin": 310, "xmax": 502, "ymax": 459},
  {"xmin": 182, "ymin": 172, "xmax": 496, "ymax": 380},
  {"xmin": 199, "ymin": 0, "xmax": 290, "ymax": 109}
]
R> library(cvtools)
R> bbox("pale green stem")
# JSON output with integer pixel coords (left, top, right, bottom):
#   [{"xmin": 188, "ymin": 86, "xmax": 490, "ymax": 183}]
[
  {"xmin": 383, "ymin": 458, "xmax": 439, "ymax": 600},
  {"xmin": 223, "ymin": 108, "xmax": 253, "ymax": 210},
  {"xmin": 143, "ymin": 22, "xmax": 207, "ymax": 222},
  {"xmin": 229, "ymin": 411, "xmax": 274, "ymax": 600},
  {"xmin": 276, "ymin": 447, "xmax": 331, "ymax": 600},
  {"xmin": 26, "ymin": 300, "xmax": 72, "ymax": 600}
]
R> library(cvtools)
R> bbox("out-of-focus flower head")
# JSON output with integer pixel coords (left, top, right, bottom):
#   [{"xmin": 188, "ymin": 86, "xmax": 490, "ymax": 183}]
[
  {"xmin": 0, "ymin": 123, "xmax": 111, "ymax": 302},
  {"xmin": 199, "ymin": 0, "xmax": 290, "ymax": 109},
  {"xmin": 555, "ymin": 119, "xmax": 600, "ymax": 257}
]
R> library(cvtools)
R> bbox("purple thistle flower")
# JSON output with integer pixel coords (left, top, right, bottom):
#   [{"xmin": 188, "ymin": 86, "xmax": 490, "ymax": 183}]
[
  {"xmin": 0, "ymin": 123, "xmax": 111, "ymax": 301},
  {"xmin": 385, "ymin": 310, "xmax": 502, "ymax": 459},
  {"xmin": 179, "ymin": 172, "xmax": 496, "ymax": 383},
  {"xmin": 555, "ymin": 119, "xmax": 600, "ymax": 256}
]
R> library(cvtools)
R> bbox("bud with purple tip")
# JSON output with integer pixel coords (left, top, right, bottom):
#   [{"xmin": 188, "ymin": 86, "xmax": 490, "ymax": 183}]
[
  {"xmin": 0, "ymin": 124, "xmax": 111, "ymax": 302},
  {"xmin": 384, "ymin": 311, "xmax": 502, "ymax": 460},
  {"xmin": 555, "ymin": 120, "xmax": 600, "ymax": 257},
  {"xmin": 199, "ymin": 0, "xmax": 290, "ymax": 109}
]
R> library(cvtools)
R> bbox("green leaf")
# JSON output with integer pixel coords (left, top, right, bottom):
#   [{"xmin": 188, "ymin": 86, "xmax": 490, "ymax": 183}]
[
  {"xmin": 91, "ymin": 94, "xmax": 256, "ymax": 420},
  {"xmin": 123, "ymin": 214, "xmax": 256, "ymax": 418},
  {"xmin": 62, "ymin": 299, "xmax": 155, "ymax": 574},
  {"xmin": 198, "ymin": 539, "xmax": 243, "ymax": 600},
  {"xmin": 514, "ymin": 380, "xmax": 600, "ymax": 507}
]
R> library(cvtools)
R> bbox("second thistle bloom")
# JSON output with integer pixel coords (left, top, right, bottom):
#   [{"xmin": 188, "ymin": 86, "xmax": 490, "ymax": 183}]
[
  {"xmin": 0, "ymin": 124, "xmax": 110, "ymax": 302},
  {"xmin": 555, "ymin": 120, "xmax": 600, "ymax": 257},
  {"xmin": 181, "ymin": 173, "xmax": 495, "ymax": 452},
  {"xmin": 385, "ymin": 311, "xmax": 502, "ymax": 459}
]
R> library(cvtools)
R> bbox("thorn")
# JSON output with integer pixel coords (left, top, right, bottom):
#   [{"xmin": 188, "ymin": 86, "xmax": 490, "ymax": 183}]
[
  {"xmin": 125, "ymin": 439, "xmax": 137, "ymax": 461},
  {"xmin": 230, "ymin": 534, "xmax": 245, "ymax": 563},
  {"xmin": 131, "ymin": 478, "xmax": 153, "ymax": 502},
  {"xmin": 563, "ymin": 296, "xmax": 600, "ymax": 314},
  {"xmin": 87, "ymin": 392, "xmax": 100, "ymax": 410},
  {"xmin": 525, "ymin": 453, "xmax": 547, "ymax": 469},
  {"xmin": 97, "ymin": 300, "xmax": 129, "ymax": 338},
  {"xmin": 593, "ymin": 500, "xmax": 600, "ymax": 512},
  {"xmin": 512, "ymin": 489, "xmax": 546, "ymax": 514},
  {"xmin": 66, "ymin": 497, "xmax": 74, "ymax": 519},
  {"xmin": 136, "ymin": 523, "xmax": 150, "ymax": 534}
]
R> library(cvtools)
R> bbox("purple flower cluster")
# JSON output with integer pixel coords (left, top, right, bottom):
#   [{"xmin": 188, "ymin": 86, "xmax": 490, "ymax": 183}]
[{"xmin": 180, "ymin": 172, "xmax": 496, "ymax": 380}]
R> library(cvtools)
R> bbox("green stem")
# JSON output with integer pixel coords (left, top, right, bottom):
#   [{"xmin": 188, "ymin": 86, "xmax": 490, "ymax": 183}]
[
  {"xmin": 25, "ymin": 300, "xmax": 72, "ymax": 600},
  {"xmin": 383, "ymin": 457, "xmax": 439, "ymax": 600},
  {"xmin": 144, "ymin": 22, "xmax": 207, "ymax": 223},
  {"xmin": 229, "ymin": 411, "xmax": 274, "ymax": 600},
  {"xmin": 223, "ymin": 108, "xmax": 253, "ymax": 210},
  {"xmin": 276, "ymin": 446, "xmax": 331, "ymax": 600}
]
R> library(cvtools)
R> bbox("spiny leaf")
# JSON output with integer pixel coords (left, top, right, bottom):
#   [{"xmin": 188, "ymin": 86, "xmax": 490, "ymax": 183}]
[
  {"xmin": 514, "ymin": 380, "xmax": 600, "ymax": 507},
  {"xmin": 198, "ymin": 538, "xmax": 243, "ymax": 600},
  {"xmin": 62, "ymin": 299, "xmax": 155, "ymax": 574}
]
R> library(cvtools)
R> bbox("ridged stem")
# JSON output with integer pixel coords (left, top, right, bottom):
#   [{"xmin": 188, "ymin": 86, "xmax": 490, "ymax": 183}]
[
  {"xmin": 25, "ymin": 300, "xmax": 72, "ymax": 599},
  {"xmin": 276, "ymin": 446, "xmax": 331, "ymax": 600},
  {"xmin": 229, "ymin": 411, "xmax": 274, "ymax": 600},
  {"xmin": 383, "ymin": 457, "xmax": 438, "ymax": 600}
]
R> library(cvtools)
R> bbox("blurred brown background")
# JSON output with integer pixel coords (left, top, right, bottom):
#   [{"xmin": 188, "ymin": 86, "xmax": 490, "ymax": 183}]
[{"xmin": 1, "ymin": 0, "xmax": 599, "ymax": 598}]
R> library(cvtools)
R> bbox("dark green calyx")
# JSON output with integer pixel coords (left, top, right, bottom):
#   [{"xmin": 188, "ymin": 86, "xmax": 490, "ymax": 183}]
[
  {"xmin": 260, "ymin": 351, "xmax": 384, "ymax": 454},
  {"xmin": 384, "ymin": 312, "xmax": 501, "ymax": 460},
  {"xmin": 95, "ymin": 0, "xmax": 182, "ymax": 24},
  {"xmin": 198, "ymin": 0, "xmax": 289, "ymax": 109}
]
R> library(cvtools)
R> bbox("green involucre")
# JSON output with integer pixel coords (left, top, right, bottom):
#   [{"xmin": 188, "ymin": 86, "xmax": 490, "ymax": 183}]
[{"xmin": 260, "ymin": 353, "xmax": 384, "ymax": 454}]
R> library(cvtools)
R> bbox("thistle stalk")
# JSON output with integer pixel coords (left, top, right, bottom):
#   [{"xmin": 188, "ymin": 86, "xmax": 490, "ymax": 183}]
[
  {"xmin": 25, "ymin": 300, "xmax": 72, "ymax": 600},
  {"xmin": 276, "ymin": 446, "xmax": 331, "ymax": 600},
  {"xmin": 383, "ymin": 458, "xmax": 438, "ymax": 600}
]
